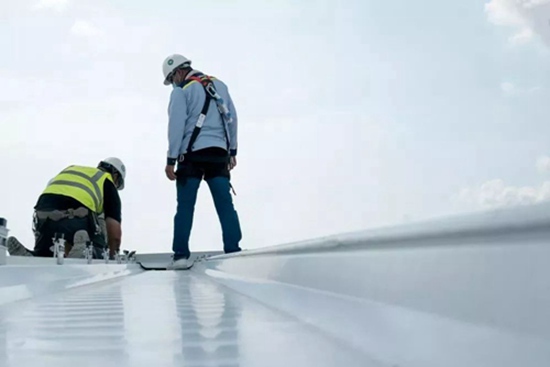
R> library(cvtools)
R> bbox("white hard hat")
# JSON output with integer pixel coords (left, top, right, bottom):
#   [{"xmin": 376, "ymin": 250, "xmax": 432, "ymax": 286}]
[
  {"xmin": 99, "ymin": 157, "xmax": 126, "ymax": 190},
  {"xmin": 162, "ymin": 54, "xmax": 192, "ymax": 85}
]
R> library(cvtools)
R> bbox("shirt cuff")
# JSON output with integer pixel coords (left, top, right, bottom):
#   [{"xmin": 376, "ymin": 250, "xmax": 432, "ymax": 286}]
[
  {"xmin": 230, "ymin": 149, "xmax": 237, "ymax": 157},
  {"xmin": 167, "ymin": 157, "xmax": 177, "ymax": 165}
]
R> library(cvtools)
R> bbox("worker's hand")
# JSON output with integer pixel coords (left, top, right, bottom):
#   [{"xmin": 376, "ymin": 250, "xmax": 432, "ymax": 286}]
[
  {"xmin": 165, "ymin": 164, "xmax": 177, "ymax": 181},
  {"xmin": 228, "ymin": 156, "xmax": 237, "ymax": 171}
]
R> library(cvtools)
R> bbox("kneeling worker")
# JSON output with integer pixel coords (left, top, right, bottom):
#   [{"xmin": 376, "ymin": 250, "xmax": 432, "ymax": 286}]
[{"xmin": 7, "ymin": 157, "xmax": 125, "ymax": 259}]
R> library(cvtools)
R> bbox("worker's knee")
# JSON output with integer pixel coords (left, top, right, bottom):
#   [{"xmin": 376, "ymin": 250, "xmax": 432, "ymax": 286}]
[{"xmin": 73, "ymin": 229, "xmax": 90, "ymax": 244}]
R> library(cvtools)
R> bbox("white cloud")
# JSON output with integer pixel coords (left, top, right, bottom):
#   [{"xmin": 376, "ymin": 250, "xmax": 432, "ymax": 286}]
[
  {"xmin": 500, "ymin": 81, "xmax": 516, "ymax": 93},
  {"xmin": 509, "ymin": 28, "xmax": 535, "ymax": 45},
  {"xmin": 485, "ymin": 0, "xmax": 524, "ymax": 26},
  {"xmin": 31, "ymin": 0, "xmax": 69, "ymax": 12},
  {"xmin": 70, "ymin": 20, "xmax": 102, "ymax": 38},
  {"xmin": 485, "ymin": 0, "xmax": 550, "ymax": 47},
  {"xmin": 536, "ymin": 155, "xmax": 550, "ymax": 173},
  {"xmin": 500, "ymin": 81, "xmax": 542, "ymax": 94},
  {"xmin": 454, "ymin": 155, "xmax": 550, "ymax": 209},
  {"xmin": 456, "ymin": 179, "xmax": 550, "ymax": 209}
]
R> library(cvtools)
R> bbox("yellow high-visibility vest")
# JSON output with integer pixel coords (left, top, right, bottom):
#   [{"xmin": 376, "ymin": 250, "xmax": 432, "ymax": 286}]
[{"xmin": 41, "ymin": 165, "xmax": 114, "ymax": 213}]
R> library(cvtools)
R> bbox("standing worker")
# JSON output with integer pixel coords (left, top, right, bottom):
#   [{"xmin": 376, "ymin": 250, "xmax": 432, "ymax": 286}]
[
  {"xmin": 162, "ymin": 53, "xmax": 242, "ymax": 270},
  {"xmin": 7, "ymin": 158, "xmax": 125, "ymax": 259}
]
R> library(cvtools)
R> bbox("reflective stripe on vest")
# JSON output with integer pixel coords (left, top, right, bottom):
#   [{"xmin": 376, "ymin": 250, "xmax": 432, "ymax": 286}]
[{"xmin": 42, "ymin": 166, "xmax": 113, "ymax": 213}]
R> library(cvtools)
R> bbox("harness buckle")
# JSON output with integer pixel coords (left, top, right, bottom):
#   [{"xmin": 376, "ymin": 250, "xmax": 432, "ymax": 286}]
[{"xmin": 205, "ymin": 83, "xmax": 218, "ymax": 99}]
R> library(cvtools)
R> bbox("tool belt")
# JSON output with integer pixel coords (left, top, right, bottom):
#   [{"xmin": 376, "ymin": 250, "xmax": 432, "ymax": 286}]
[{"xmin": 35, "ymin": 207, "xmax": 89, "ymax": 221}]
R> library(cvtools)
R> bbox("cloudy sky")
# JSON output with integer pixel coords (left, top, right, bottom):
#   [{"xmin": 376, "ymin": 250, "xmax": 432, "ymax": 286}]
[{"xmin": 1, "ymin": 0, "xmax": 549, "ymax": 254}]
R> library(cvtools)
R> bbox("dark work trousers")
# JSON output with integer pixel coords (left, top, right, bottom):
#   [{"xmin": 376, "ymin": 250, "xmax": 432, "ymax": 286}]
[
  {"xmin": 33, "ymin": 212, "xmax": 107, "ymax": 258},
  {"xmin": 172, "ymin": 158, "xmax": 242, "ymax": 260}
]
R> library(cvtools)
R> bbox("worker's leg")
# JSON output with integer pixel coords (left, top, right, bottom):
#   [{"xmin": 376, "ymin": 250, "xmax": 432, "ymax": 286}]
[
  {"xmin": 91, "ymin": 230, "xmax": 108, "ymax": 259},
  {"xmin": 68, "ymin": 212, "xmax": 102, "ymax": 259},
  {"xmin": 5, "ymin": 213, "xmax": 44, "ymax": 256},
  {"xmin": 87, "ymin": 212, "xmax": 108, "ymax": 259},
  {"xmin": 205, "ymin": 163, "xmax": 242, "ymax": 254},
  {"xmin": 172, "ymin": 162, "xmax": 203, "ymax": 260},
  {"xmin": 67, "ymin": 230, "xmax": 89, "ymax": 258},
  {"xmin": 33, "ymin": 211, "xmax": 91, "ymax": 257},
  {"xmin": 33, "ymin": 217, "xmax": 58, "ymax": 257}
]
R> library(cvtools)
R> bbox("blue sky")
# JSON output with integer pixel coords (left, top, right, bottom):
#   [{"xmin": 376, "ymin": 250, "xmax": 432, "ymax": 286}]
[{"xmin": 1, "ymin": 0, "xmax": 549, "ymax": 254}]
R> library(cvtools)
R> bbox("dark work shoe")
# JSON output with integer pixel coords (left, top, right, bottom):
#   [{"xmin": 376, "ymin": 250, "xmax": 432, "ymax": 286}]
[{"xmin": 7, "ymin": 236, "xmax": 33, "ymax": 257}]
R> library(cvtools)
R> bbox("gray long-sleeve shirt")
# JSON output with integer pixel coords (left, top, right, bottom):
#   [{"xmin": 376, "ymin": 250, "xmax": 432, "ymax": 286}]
[{"xmin": 166, "ymin": 71, "xmax": 238, "ymax": 163}]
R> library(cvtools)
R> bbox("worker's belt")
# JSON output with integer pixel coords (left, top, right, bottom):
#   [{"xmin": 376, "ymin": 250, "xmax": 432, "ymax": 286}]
[{"xmin": 35, "ymin": 207, "xmax": 89, "ymax": 221}]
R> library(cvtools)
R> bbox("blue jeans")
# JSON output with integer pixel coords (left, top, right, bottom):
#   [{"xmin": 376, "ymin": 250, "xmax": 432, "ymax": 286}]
[{"xmin": 172, "ymin": 168, "xmax": 242, "ymax": 260}]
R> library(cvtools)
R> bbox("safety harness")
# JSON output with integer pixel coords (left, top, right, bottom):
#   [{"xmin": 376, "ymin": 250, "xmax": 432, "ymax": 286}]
[
  {"xmin": 181, "ymin": 74, "xmax": 232, "ymax": 158},
  {"xmin": 178, "ymin": 73, "xmax": 237, "ymax": 195}
]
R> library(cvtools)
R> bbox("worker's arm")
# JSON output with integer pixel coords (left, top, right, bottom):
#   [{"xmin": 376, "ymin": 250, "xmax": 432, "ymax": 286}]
[
  {"xmin": 226, "ymin": 88, "xmax": 238, "ymax": 171},
  {"xmin": 105, "ymin": 217, "xmax": 121, "ymax": 257},
  {"xmin": 166, "ymin": 87, "xmax": 188, "ymax": 165},
  {"xmin": 225, "ymin": 84, "xmax": 238, "ymax": 158},
  {"xmin": 102, "ymin": 179, "xmax": 122, "ymax": 257}
]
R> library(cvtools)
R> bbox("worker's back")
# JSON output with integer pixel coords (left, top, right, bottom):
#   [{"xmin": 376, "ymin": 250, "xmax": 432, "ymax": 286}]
[
  {"xmin": 170, "ymin": 72, "xmax": 236, "ymax": 155},
  {"xmin": 39, "ymin": 165, "xmax": 113, "ymax": 214}
]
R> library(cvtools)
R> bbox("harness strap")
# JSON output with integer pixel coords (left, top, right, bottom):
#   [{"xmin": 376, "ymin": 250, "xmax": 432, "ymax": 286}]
[
  {"xmin": 185, "ymin": 77, "xmax": 213, "ymax": 156},
  {"xmin": 180, "ymin": 74, "xmax": 231, "ymax": 160}
]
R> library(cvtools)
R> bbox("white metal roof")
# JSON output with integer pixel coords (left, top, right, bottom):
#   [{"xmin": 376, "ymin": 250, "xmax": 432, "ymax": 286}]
[{"xmin": 1, "ymin": 202, "xmax": 549, "ymax": 366}]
